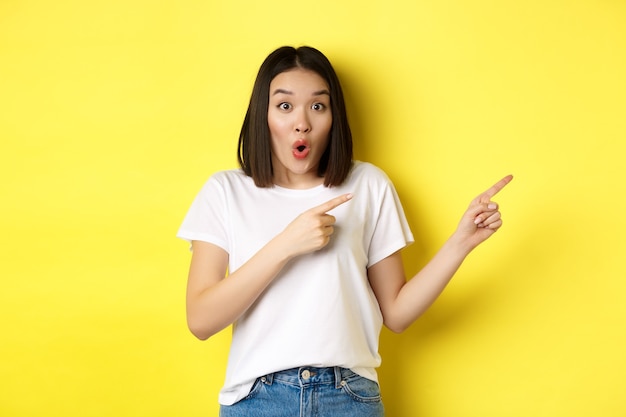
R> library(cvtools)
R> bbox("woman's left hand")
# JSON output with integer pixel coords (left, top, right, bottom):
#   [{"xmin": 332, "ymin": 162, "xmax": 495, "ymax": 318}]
[{"xmin": 452, "ymin": 175, "xmax": 513, "ymax": 252}]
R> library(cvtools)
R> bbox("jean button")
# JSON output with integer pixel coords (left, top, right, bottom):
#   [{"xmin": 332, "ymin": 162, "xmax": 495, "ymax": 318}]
[{"xmin": 301, "ymin": 370, "xmax": 311, "ymax": 379}]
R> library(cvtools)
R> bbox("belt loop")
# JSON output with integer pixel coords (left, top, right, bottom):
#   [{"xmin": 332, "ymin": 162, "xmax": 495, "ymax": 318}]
[
  {"xmin": 334, "ymin": 367, "xmax": 343, "ymax": 389},
  {"xmin": 263, "ymin": 372, "xmax": 274, "ymax": 385}
]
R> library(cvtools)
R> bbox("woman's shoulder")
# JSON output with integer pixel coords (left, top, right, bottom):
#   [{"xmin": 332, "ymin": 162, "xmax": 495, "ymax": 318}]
[
  {"xmin": 207, "ymin": 167, "xmax": 251, "ymax": 185},
  {"xmin": 350, "ymin": 160, "xmax": 392, "ymax": 183},
  {"xmin": 198, "ymin": 168, "xmax": 254, "ymax": 194}
]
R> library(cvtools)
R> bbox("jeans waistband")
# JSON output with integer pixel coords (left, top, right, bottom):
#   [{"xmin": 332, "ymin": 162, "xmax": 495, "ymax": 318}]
[{"xmin": 262, "ymin": 366, "xmax": 351, "ymax": 389}]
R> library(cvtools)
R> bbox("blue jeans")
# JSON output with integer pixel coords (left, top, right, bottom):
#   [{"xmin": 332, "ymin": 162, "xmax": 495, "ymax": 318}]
[{"xmin": 219, "ymin": 366, "xmax": 384, "ymax": 417}]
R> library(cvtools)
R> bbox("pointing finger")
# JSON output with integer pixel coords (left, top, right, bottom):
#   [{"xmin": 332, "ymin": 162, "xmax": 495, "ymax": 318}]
[
  {"xmin": 311, "ymin": 193, "xmax": 353, "ymax": 214},
  {"xmin": 480, "ymin": 175, "xmax": 513, "ymax": 200}
]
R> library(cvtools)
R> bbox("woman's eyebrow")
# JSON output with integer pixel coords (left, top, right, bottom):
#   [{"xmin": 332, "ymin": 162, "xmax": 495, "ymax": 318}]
[
  {"xmin": 272, "ymin": 88, "xmax": 293, "ymax": 96},
  {"xmin": 271, "ymin": 89, "xmax": 330, "ymax": 96}
]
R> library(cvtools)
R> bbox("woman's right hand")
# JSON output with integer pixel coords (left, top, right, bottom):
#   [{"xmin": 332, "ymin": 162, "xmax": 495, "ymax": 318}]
[{"xmin": 278, "ymin": 193, "xmax": 353, "ymax": 258}]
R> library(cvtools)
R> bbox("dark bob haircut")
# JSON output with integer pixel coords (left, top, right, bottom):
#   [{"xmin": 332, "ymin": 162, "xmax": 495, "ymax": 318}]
[{"xmin": 237, "ymin": 46, "xmax": 353, "ymax": 188}]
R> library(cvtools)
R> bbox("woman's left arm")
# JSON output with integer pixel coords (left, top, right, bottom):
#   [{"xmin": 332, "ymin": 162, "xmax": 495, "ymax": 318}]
[{"xmin": 368, "ymin": 175, "xmax": 513, "ymax": 333}]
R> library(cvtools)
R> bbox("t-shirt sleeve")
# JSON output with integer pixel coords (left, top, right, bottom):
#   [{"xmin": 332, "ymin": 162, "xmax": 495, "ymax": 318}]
[
  {"xmin": 366, "ymin": 178, "xmax": 414, "ymax": 268},
  {"xmin": 176, "ymin": 175, "xmax": 229, "ymax": 252}
]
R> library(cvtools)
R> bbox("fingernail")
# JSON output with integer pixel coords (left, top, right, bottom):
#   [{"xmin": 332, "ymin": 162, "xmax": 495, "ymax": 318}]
[
  {"xmin": 488, "ymin": 203, "xmax": 497, "ymax": 209},
  {"xmin": 474, "ymin": 217, "xmax": 482, "ymax": 224}
]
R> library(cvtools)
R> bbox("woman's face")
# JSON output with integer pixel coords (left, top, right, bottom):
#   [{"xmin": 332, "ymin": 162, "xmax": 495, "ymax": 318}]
[{"xmin": 267, "ymin": 68, "xmax": 332, "ymax": 188}]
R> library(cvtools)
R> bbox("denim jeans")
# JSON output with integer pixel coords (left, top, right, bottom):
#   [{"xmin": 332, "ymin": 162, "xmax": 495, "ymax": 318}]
[{"xmin": 219, "ymin": 366, "xmax": 384, "ymax": 417}]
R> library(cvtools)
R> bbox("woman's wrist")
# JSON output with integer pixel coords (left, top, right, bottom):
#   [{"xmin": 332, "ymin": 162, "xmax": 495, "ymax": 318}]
[{"xmin": 445, "ymin": 231, "xmax": 475, "ymax": 259}]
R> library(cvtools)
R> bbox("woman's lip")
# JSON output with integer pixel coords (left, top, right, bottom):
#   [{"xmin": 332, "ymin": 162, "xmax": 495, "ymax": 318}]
[
  {"xmin": 292, "ymin": 146, "xmax": 310, "ymax": 159},
  {"xmin": 292, "ymin": 139, "xmax": 310, "ymax": 159},
  {"xmin": 292, "ymin": 138, "xmax": 309, "ymax": 149}
]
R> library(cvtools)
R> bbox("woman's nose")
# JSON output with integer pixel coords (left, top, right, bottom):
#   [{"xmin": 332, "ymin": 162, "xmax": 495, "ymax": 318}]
[{"xmin": 294, "ymin": 110, "xmax": 311, "ymax": 133}]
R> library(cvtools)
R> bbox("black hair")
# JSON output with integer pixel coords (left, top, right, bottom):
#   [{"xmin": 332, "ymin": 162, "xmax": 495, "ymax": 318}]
[{"xmin": 237, "ymin": 46, "xmax": 353, "ymax": 187}]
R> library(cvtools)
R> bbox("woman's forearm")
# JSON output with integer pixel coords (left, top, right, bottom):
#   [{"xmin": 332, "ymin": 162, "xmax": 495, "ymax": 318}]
[
  {"xmin": 187, "ymin": 194, "xmax": 352, "ymax": 340},
  {"xmin": 186, "ymin": 238, "xmax": 292, "ymax": 340},
  {"xmin": 389, "ymin": 236, "xmax": 471, "ymax": 332}
]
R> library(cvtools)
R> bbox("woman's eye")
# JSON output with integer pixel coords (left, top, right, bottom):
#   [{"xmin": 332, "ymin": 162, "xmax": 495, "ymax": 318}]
[
  {"xmin": 312, "ymin": 103, "xmax": 326, "ymax": 111},
  {"xmin": 278, "ymin": 102, "xmax": 292, "ymax": 110}
]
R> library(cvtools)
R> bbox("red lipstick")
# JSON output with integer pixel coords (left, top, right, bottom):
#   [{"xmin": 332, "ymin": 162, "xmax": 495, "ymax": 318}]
[{"xmin": 292, "ymin": 139, "xmax": 310, "ymax": 160}]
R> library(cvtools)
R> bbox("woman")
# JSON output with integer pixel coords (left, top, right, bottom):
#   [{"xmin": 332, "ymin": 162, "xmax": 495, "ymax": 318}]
[{"xmin": 178, "ymin": 46, "xmax": 512, "ymax": 417}]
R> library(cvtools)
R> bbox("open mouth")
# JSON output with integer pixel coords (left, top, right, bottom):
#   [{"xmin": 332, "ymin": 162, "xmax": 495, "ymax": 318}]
[{"xmin": 292, "ymin": 139, "xmax": 310, "ymax": 159}]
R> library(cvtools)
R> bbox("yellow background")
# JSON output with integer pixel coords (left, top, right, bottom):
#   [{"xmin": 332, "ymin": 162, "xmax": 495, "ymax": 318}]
[{"xmin": 1, "ymin": 0, "xmax": 625, "ymax": 416}]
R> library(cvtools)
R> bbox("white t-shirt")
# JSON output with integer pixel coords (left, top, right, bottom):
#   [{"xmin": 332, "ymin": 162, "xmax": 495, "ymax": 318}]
[{"xmin": 177, "ymin": 161, "xmax": 414, "ymax": 405}]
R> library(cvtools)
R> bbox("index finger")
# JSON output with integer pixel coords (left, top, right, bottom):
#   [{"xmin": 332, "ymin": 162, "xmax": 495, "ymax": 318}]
[
  {"xmin": 481, "ymin": 175, "xmax": 514, "ymax": 199},
  {"xmin": 311, "ymin": 193, "xmax": 353, "ymax": 214}
]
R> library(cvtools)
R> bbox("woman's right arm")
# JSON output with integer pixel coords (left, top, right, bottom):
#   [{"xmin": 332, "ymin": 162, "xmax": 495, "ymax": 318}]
[
  {"xmin": 186, "ymin": 239, "xmax": 292, "ymax": 340},
  {"xmin": 185, "ymin": 193, "xmax": 353, "ymax": 340}
]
